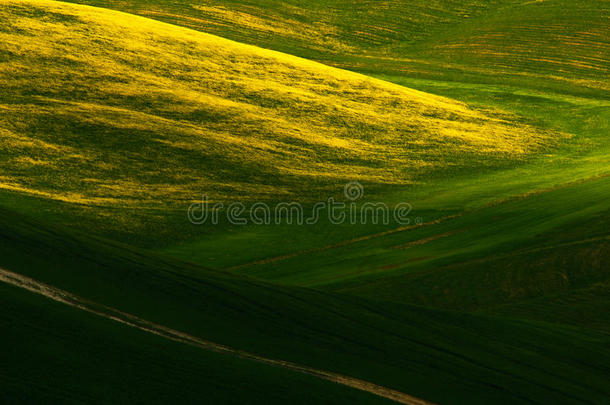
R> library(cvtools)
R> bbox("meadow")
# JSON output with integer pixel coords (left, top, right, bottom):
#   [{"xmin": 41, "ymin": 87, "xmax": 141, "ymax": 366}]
[{"xmin": 0, "ymin": 0, "xmax": 608, "ymax": 403}]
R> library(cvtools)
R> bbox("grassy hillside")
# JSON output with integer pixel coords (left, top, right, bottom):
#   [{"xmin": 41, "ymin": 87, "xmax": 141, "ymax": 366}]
[
  {"xmin": 0, "ymin": 0, "xmax": 547, "ymax": 208},
  {"xmin": 16, "ymin": 0, "xmax": 602, "ymax": 250},
  {"xmin": 62, "ymin": 0, "xmax": 609, "ymax": 95},
  {"xmin": 232, "ymin": 176, "xmax": 610, "ymax": 287},
  {"xmin": 57, "ymin": 0, "xmax": 516, "ymax": 56},
  {"xmin": 0, "ymin": 282, "xmax": 394, "ymax": 405},
  {"xmin": 401, "ymin": 0, "xmax": 609, "ymax": 87},
  {"xmin": 0, "ymin": 0, "xmax": 606, "ymax": 305},
  {"xmin": 0, "ymin": 0, "xmax": 608, "ymax": 403},
  {"xmin": 223, "ymin": 175, "xmax": 610, "ymax": 331},
  {"xmin": 2, "ymin": 207, "xmax": 610, "ymax": 404}
]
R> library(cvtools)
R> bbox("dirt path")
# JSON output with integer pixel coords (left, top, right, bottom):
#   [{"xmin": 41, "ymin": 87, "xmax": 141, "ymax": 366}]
[{"xmin": 0, "ymin": 267, "xmax": 435, "ymax": 405}]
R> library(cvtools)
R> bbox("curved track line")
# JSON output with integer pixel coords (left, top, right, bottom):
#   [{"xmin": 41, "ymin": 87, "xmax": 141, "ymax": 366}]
[
  {"xmin": 227, "ymin": 173, "xmax": 610, "ymax": 272},
  {"xmin": 226, "ymin": 214, "xmax": 461, "ymax": 271},
  {"xmin": 0, "ymin": 267, "xmax": 435, "ymax": 405}
]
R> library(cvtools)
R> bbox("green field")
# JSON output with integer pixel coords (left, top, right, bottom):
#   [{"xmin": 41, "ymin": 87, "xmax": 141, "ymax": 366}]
[{"xmin": 0, "ymin": 0, "xmax": 608, "ymax": 403}]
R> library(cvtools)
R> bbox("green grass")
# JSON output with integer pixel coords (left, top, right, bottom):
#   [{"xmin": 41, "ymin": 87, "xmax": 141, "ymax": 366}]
[
  {"xmin": 0, "ymin": 0, "xmax": 609, "ymax": 403},
  {"xmin": 2, "ymin": 207, "xmax": 610, "ymax": 404},
  {"xmin": 2, "ymin": 0, "xmax": 545, "ymax": 209},
  {"xmin": 61, "ymin": 0, "xmax": 608, "ymax": 95},
  {"xmin": 0, "ymin": 282, "xmax": 396, "ymax": 405},
  {"xmin": 60, "ymin": 0, "xmax": 517, "ymax": 56},
  {"xmin": 234, "ymin": 176, "xmax": 609, "ymax": 282},
  {"xmin": 0, "ymin": 0, "xmax": 604, "ymax": 254}
]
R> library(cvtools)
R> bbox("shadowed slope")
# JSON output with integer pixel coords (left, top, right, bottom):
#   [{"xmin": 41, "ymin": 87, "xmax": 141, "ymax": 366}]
[
  {"xmin": 230, "ymin": 175, "xmax": 610, "ymax": 330},
  {"xmin": 0, "ymin": 281, "xmax": 398, "ymax": 405},
  {"xmin": 0, "ymin": 269, "xmax": 427, "ymax": 405},
  {"xmin": 402, "ymin": 0, "xmax": 610, "ymax": 89},
  {"xmin": 1, "ymin": 207, "xmax": 610, "ymax": 404}
]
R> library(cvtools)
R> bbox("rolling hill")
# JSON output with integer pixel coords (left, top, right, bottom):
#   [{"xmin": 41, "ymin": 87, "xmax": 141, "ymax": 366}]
[
  {"xmin": 61, "ymin": 0, "xmax": 609, "ymax": 95},
  {"xmin": 2, "ymin": 207, "xmax": 610, "ymax": 404},
  {"xmin": 0, "ymin": 281, "xmax": 396, "ymax": 405},
  {"xmin": 0, "ymin": 0, "xmax": 547, "ymax": 208},
  {"xmin": 0, "ymin": 0, "xmax": 608, "ymax": 403}
]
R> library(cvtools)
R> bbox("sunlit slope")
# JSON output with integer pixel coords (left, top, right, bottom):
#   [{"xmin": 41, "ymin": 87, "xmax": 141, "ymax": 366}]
[
  {"xmin": 0, "ymin": 0, "xmax": 549, "ymax": 207},
  {"xmin": 61, "ymin": 0, "xmax": 609, "ymax": 93},
  {"xmin": 61, "ymin": 0, "xmax": 514, "ymax": 56}
]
